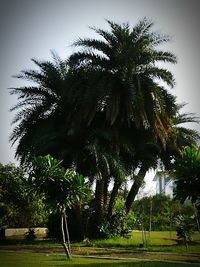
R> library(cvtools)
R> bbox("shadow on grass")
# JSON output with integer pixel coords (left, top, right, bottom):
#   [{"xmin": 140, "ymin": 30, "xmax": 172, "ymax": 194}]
[
  {"xmin": 47, "ymin": 261, "xmax": 146, "ymax": 267},
  {"xmin": 47, "ymin": 258, "xmax": 197, "ymax": 267}
]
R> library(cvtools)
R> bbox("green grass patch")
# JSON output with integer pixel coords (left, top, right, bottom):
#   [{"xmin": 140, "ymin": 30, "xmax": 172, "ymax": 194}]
[
  {"xmin": 73, "ymin": 231, "xmax": 200, "ymax": 253},
  {"xmin": 1, "ymin": 252, "xmax": 200, "ymax": 267},
  {"xmin": 1, "ymin": 231, "xmax": 200, "ymax": 264}
]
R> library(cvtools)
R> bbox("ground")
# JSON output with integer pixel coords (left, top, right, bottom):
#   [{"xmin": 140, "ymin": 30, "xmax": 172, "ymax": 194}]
[{"xmin": 0, "ymin": 231, "xmax": 200, "ymax": 266}]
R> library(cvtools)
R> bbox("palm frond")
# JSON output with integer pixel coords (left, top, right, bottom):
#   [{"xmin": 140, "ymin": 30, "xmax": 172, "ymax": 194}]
[
  {"xmin": 144, "ymin": 67, "xmax": 175, "ymax": 88},
  {"xmin": 152, "ymin": 51, "xmax": 177, "ymax": 64},
  {"xmin": 73, "ymin": 38, "xmax": 111, "ymax": 57},
  {"xmin": 174, "ymin": 112, "xmax": 200, "ymax": 125}
]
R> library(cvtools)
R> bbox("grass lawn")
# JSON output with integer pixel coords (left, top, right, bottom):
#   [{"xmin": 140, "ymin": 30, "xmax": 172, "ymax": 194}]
[
  {"xmin": 1, "ymin": 231, "xmax": 199, "ymax": 265},
  {"xmin": 75, "ymin": 231, "xmax": 200, "ymax": 253},
  {"xmin": 1, "ymin": 252, "xmax": 200, "ymax": 267}
]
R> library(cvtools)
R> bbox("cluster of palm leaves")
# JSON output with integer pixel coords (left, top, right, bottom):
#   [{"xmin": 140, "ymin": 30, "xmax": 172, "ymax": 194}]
[{"xmin": 10, "ymin": 18, "xmax": 199, "ymax": 233}]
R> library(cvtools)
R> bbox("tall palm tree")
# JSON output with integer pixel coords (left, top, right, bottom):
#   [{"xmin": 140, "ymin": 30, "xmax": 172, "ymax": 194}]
[
  {"xmin": 69, "ymin": 18, "xmax": 179, "ymax": 217},
  {"xmin": 9, "ymin": 51, "xmax": 130, "ymax": 236}
]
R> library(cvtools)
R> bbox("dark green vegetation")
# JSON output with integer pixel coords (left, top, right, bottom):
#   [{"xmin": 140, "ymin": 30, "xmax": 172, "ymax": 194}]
[
  {"xmin": 4, "ymin": 18, "xmax": 200, "ymax": 242},
  {"xmin": 0, "ymin": 163, "xmax": 47, "ymax": 228},
  {"xmin": 1, "ymin": 231, "xmax": 200, "ymax": 252},
  {"xmin": 173, "ymin": 146, "xmax": 200, "ymax": 207},
  {"xmin": 78, "ymin": 231, "xmax": 200, "ymax": 253},
  {"xmin": 132, "ymin": 194, "xmax": 199, "ymax": 230},
  {"xmin": 30, "ymin": 155, "xmax": 85, "ymax": 258},
  {"xmin": 172, "ymin": 146, "xmax": 200, "ymax": 247}
]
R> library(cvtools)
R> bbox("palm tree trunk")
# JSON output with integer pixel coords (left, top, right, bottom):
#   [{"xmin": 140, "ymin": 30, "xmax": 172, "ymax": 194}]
[
  {"xmin": 94, "ymin": 178, "xmax": 105, "ymax": 224},
  {"xmin": 103, "ymin": 176, "xmax": 110, "ymax": 210},
  {"xmin": 107, "ymin": 179, "xmax": 122, "ymax": 218},
  {"xmin": 193, "ymin": 203, "xmax": 200, "ymax": 233},
  {"xmin": 125, "ymin": 166, "xmax": 147, "ymax": 213},
  {"xmin": 87, "ymin": 177, "xmax": 105, "ymax": 238}
]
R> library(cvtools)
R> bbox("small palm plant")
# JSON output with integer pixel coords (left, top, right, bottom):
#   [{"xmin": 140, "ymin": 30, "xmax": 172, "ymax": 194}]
[
  {"xmin": 176, "ymin": 214, "xmax": 195, "ymax": 249},
  {"xmin": 30, "ymin": 155, "xmax": 85, "ymax": 258}
]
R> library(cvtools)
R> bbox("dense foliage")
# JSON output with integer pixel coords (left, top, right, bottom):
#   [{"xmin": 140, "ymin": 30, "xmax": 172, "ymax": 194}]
[
  {"xmin": 132, "ymin": 194, "xmax": 198, "ymax": 231},
  {"xmin": 30, "ymin": 155, "xmax": 85, "ymax": 257},
  {"xmin": 176, "ymin": 214, "xmax": 196, "ymax": 247},
  {"xmin": 174, "ymin": 146, "xmax": 200, "ymax": 209},
  {"xmin": 0, "ymin": 163, "xmax": 47, "ymax": 228}
]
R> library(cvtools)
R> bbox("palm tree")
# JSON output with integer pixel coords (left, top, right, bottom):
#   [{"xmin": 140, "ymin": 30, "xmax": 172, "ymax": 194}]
[
  {"xmin": 68, "ymin": 18, "xmax": 179, "ymax": 219},
  {"xmin": 75, "ymin": 133, "xmax": 129, "ymax": 235},
  {"xmin": 10, "ymin": 52, "xmax": 129, "ymax": 236}
]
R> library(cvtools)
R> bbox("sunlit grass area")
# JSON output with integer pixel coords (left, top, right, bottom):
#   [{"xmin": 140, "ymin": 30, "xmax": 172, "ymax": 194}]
[
  {"xmin": 74, "ymin": 231, "xmax": 200, "ymax": 253},
  {"xmin": 1, "ymin": 231, "xmax": 200, "ymax": 265},
  {"xmin": 1, "ymin": 252, "xmax": 200, "ymax": 267},
  {"xmin": 2, "ymin": 231, "xmax": 200, "ymax": 254}
]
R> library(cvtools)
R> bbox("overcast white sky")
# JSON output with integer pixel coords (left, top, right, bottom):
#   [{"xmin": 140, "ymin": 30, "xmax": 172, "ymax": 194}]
[{"xmin": 0, "ymin": 0, "xmax": 200, "ymax": 192}]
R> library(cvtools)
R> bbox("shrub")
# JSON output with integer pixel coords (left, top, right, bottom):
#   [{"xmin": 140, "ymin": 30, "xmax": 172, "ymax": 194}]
[
  {"xmin": 99, "ymin": 199, "xmax": 134, "ymax": 238},
  {"xmin": 176, "ymin": 214, "xmax": 195, "ymax": 247}
]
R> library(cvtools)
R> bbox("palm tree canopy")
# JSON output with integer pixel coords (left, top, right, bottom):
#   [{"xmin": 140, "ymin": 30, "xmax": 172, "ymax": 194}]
[
  {"xmin": 9, "ymin": 52, "xmax": 80, "ymax": 165},
  {"xmin": 69, "ymin": 18, "xmax": 178, "ymax": 148},
  {"xmin": 10, "ymin": 18, "xmax": 199, "ymax": 179}
]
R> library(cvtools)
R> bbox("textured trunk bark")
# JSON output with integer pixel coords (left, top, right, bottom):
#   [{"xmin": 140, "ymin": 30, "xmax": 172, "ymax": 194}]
[
  {"xmin": 107, "ymin": 179, "xmax": 122, "ymax": 218},
  {"xmin": 87, "ymin": 177, "xmax": 106, "ymax": 238},
  {"xmin": 94, "ymin": 178, "xmax": 105, "ymax": 223},
  {"xmin": 125, "ymin": 166, "xmax": 147, "ymax": 213},
  {"xmin": 72, "ymin": 204, "xmax": 84, "ymax": 240},
  {"xmin": 103, "ymin": 176, "xmax": 109, "ymax": 210}
]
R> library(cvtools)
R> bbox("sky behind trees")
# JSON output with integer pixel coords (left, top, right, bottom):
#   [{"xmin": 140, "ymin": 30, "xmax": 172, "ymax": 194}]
[{"xmin": 0, "ymin": 0, "xmax": 200, "ymax": 172}]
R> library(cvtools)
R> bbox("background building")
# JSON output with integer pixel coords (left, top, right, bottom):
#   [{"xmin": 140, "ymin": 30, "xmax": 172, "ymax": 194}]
[{"xmin": 153, "ymin": 171, "xmax": 175, "ymax": 198}]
